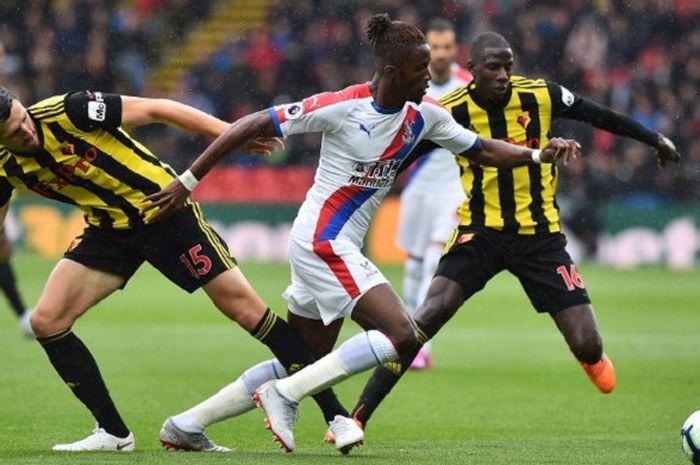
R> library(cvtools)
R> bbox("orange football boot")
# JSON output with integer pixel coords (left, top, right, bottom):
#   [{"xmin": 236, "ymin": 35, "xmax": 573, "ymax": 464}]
[{"xmin": 580, "ymin": 354, "xmax": 616, "ymax": 393}]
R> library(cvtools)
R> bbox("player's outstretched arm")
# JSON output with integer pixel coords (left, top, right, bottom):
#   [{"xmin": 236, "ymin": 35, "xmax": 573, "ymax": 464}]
[
  {"xmin": 470, "ymin": 137, "xmax": 581, "ymax": 168},
  {"xmin": 120, "ymin": 96, "xmax": 230, "ymax": 137},
  {"xmin": 119, "ymin": 96, "xmax": 283, "ymax": 155},
  {"xmin": 142, "ymin": 109, "xmax": 277, "ymax": 223},
  {"xmin": 555, "ymin": 92, "xmax": 681, "ymax": 167}
]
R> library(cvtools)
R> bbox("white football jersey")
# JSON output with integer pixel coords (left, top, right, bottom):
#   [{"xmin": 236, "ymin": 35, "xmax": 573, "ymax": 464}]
[
  {"xmin": 404, "ymin": 63, "xmax": 472, "ymax": 192},
  {"xmin": 268, "ymin": 83, "xmax": 480, "ymax": 247}
]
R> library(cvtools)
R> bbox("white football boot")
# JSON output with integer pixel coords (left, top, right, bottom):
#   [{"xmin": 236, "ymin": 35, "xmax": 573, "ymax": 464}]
[
  {"xmin": 52, "ymin": 426, "xmax": 134, "ymax": 452},
  {"xmin": 326, "ymin": 415, "xmax": 364, "ymax": 454}
]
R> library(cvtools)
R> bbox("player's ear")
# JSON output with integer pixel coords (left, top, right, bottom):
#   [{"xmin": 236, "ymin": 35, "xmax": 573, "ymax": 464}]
[
  {"xmin": 383, "ymin": 64, "xmax": 399, "ymax": 81},
  {"xmin": 466, "ymin": 60, "xmax": 475, "ymax": 74}
]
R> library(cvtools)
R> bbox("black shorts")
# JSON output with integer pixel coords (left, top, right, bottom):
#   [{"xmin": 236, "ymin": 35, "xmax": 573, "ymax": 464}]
[
  {"xmin": 64, "ymin": 203, "xmax": 236, "ymax": 293},
  {"xmin": 435, "ymin": 226, "xmax": 590, "ymax": 313}
]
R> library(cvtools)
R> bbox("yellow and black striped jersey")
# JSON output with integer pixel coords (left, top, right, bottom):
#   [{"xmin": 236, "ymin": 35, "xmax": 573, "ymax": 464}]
[
  {"xmin": 0, "ymin": 91, "xmax": 180, "ymax": 229},
  {"xmin": 439, "ymin": 75, "xmax": 582, "ymax": 235}
]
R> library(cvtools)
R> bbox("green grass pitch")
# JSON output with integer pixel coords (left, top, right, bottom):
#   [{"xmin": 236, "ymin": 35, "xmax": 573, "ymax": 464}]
[{"xmin": 0, "ymin": 254, "xmax": 698, "ymax": 464}]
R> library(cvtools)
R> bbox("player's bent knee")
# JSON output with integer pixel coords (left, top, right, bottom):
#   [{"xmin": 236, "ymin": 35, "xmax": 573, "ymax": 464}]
[
  {"xmin": 214, "ymin": 293, "xmax": 267, "ymax": 329},
  {"xmin": 29, "ymin": 307, "xmax": 73, "ymax": 338},
  {"xmin": 203, "ymin": 269, "xmax": 267, "ymax": 327}
]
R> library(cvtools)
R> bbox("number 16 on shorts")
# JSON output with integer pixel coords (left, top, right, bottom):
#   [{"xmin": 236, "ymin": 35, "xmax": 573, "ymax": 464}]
[{"xmin": 557, "ymin": 264, "xmax": 585, "ymax": 291}]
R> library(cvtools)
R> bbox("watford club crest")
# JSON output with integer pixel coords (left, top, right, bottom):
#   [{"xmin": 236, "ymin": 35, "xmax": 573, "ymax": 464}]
[
  {"xmin": 457, "ymin": 233, "xmax": 474, "ymax": 244},
  {"xmin": 517, "ymin": 111, "xmax": 531, "ymax": 129},
  {"xmin": 60, "ymin": 141, "xmax": 76, "ymax": 156}
]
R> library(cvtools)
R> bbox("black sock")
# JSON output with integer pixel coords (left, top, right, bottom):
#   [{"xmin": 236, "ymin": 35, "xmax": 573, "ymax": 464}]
[
  {"xmin": 351, "ymin": 323, "xmax": 431, "ymax": 426},
  {"xmin": 312, "ymin": 389, "xmax": 349, "ymax": 423},
  {"xmin": 250, "ymin": 309, "xmax": 317, "ymax": 373},
  {"xmin": 0, "ymin": 261, "xmax": 26, "ymax": 317},
  {"xmin": 38, "ymin": 330, "xmax": 130, "ymax": 438},
  {"xmin": 351, "ymin": 344, "xmax": 420, "ymax": 426},
  {"xmin": 251, "ymin": 309, "xmax": 348, "ymax": 420}
]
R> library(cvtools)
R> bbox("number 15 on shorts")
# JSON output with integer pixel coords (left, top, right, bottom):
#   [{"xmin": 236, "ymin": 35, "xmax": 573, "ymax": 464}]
[{"xmin": 179, "ymin": 244, "xmax": 212, "ymax": 278}]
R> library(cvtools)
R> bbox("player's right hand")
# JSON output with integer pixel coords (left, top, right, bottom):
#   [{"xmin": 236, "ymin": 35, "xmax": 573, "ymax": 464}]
[
  {"xmin": 141, "ymin": 179, "xmax": 190, "ymax": 224},
  {"xmin": 540, "ymin": 137, "xmax": 581, "ymax": 164}
]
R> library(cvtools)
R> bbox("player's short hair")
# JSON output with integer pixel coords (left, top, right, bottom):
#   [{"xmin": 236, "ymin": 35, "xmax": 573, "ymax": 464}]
[
  {"xmin": 366, "ymin": 13, "xmax": 426, "ymax": 65},
  {"xmin": 470, "ymin": 32, "xmax": 510, "ymax": 62},
  {"xmin": 426, "ymin": 18, "xmax": 455, "ymax": 34},
  {"xmin": 0, "ymin": 86, "xmax": 14, "ymax": 123}
]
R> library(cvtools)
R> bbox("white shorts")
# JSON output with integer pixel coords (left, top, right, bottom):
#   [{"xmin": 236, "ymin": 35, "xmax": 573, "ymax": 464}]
[
  {"xmin": 397, "ymin": 188, "xmax": 465, "ymax": 258},
  {"xmin": 283, "ymin": 236, "xmax": 389, "ymax": 325}
]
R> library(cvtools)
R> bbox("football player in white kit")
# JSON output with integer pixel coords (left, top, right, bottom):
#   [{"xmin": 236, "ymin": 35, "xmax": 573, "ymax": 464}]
[
  {"xmin": 396, "ymin": 18, "xmax": 471, "ymax": 370},
  {"xmin": 144, "ymin": 13, "xmax": 580, "ymax": 455}
]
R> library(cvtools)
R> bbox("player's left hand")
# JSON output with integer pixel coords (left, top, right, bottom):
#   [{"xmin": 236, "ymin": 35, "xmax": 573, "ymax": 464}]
[
  {"xmin": 241, "ymin": 137, "xmax": 284, "ymax": 156},
  {"xmin": 141, "ymin": 179, "xmax": 190, "ymax": 224},
  {"xmin": 540, "ymin": 137, "xmax": 581, "ymax": 164},
  {"xmin": 656, "ymin": 133, "xmax": 681, "ymax": 168}
]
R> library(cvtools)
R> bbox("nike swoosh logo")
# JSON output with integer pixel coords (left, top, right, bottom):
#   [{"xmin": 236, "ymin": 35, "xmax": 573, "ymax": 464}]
[{"xmin": 116, "ymin": 440, "xmax": 133, "ymax": 450}]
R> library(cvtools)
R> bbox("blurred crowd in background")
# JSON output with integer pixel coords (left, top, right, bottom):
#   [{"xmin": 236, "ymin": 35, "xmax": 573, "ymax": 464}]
[{"xmin": 0, "ymin": 0, "xmax": 698, "ymax": 239}]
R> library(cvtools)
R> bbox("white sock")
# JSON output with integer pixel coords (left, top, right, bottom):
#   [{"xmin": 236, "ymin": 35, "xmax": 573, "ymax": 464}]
[
  {"xmin": 416, "ymin": 242, "xmax": 442, "ymax": 307},
  {"xmin": 414, "ymin": 242, "xmax": 442, "ymax": 355},
  {"xmin": 276, "ymin": 330, "xmax": 398, "ymax": 402},
  {"xmin": 241, "ymin": 359, "xmax": 287, "ymax": 395},
  {"xmin": 172, "ymin": 379, "xmax": 253, "ymax": 433},
  {"xmin": 173, "ymin": 359, "xmax": 287, "ymax": 433},
  {"xmin": 403, "ymin": 257, "xmax": 422, "ymax": 312}
]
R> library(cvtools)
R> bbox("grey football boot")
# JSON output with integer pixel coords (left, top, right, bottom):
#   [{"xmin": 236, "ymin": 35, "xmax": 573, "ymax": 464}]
[
  {"xmin": 159, "ymin": 417, "xmax": 231, "ymax": 452},
  {"xmin": 254, "ymin": 380, "xmax": 299, "ymax": 452}
]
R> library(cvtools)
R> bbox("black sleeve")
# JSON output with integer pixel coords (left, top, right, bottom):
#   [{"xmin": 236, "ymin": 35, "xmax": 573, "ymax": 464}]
[
  {"xmin": 398, "ymin": 140, "xmax": 439, "ymax": 174},
  {"xmin": 64, "ymin": 91, "xmax": 123, "ymax": 132},
  {"xmin": 547, "ymin": 81, "xmax": 659, "ymax": 148},
  {"xmin": 0, "ymin": 178, "xmax": 14, "ymax": 209}
]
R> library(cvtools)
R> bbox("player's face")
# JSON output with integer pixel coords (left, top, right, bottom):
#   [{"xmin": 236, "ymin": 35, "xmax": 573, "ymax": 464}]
[
  {"xmin": 469, "ymin": 47, "xmax": 514, "ymax": 101},
  {"xmin": 0, "ymin": 100, "xmax": 40, "ymax": 153},
  {"xmin": 398, "ymin": 44, "xmax": 431, "ymax": 103},
  {"xmin": 426, "ymin": 30, "xmax": 457, "ymax": 78}
]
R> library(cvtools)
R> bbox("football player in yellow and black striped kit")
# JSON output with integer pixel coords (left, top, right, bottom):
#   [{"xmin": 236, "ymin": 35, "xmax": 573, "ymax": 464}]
[
  {"xmin": 351, "ymin": 32, "xmax": 680, "ymax": 428},
  {"xmin": 0, "ymin": 86, "xmax": 346, "ymax": 452}
]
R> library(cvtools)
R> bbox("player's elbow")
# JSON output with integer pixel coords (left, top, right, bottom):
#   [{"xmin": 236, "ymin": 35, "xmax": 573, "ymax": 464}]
[
  {"xmin": 471, "ymin": 147, "xmax": 503, "ymax": 167},
  {"xmin": 232, "ymin": 110, "xmax": 275, "ymax": 138},
  {"xmin": 474, "ymin": 144, "xmax": 527, "ymax": 168},
  {"xmin": 149, "ymin": 99, "xmax": 184, "ymax": 122}
]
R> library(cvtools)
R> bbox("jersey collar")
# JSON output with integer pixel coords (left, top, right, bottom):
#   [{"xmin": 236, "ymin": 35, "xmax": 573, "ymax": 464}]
[
  {"xmin": 468, "ymin": 81, "xmax": 513, "ymax": 110},
  {"xmin": 370, "ymin": 100, "xmax": 403, "ymax": 114}
]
